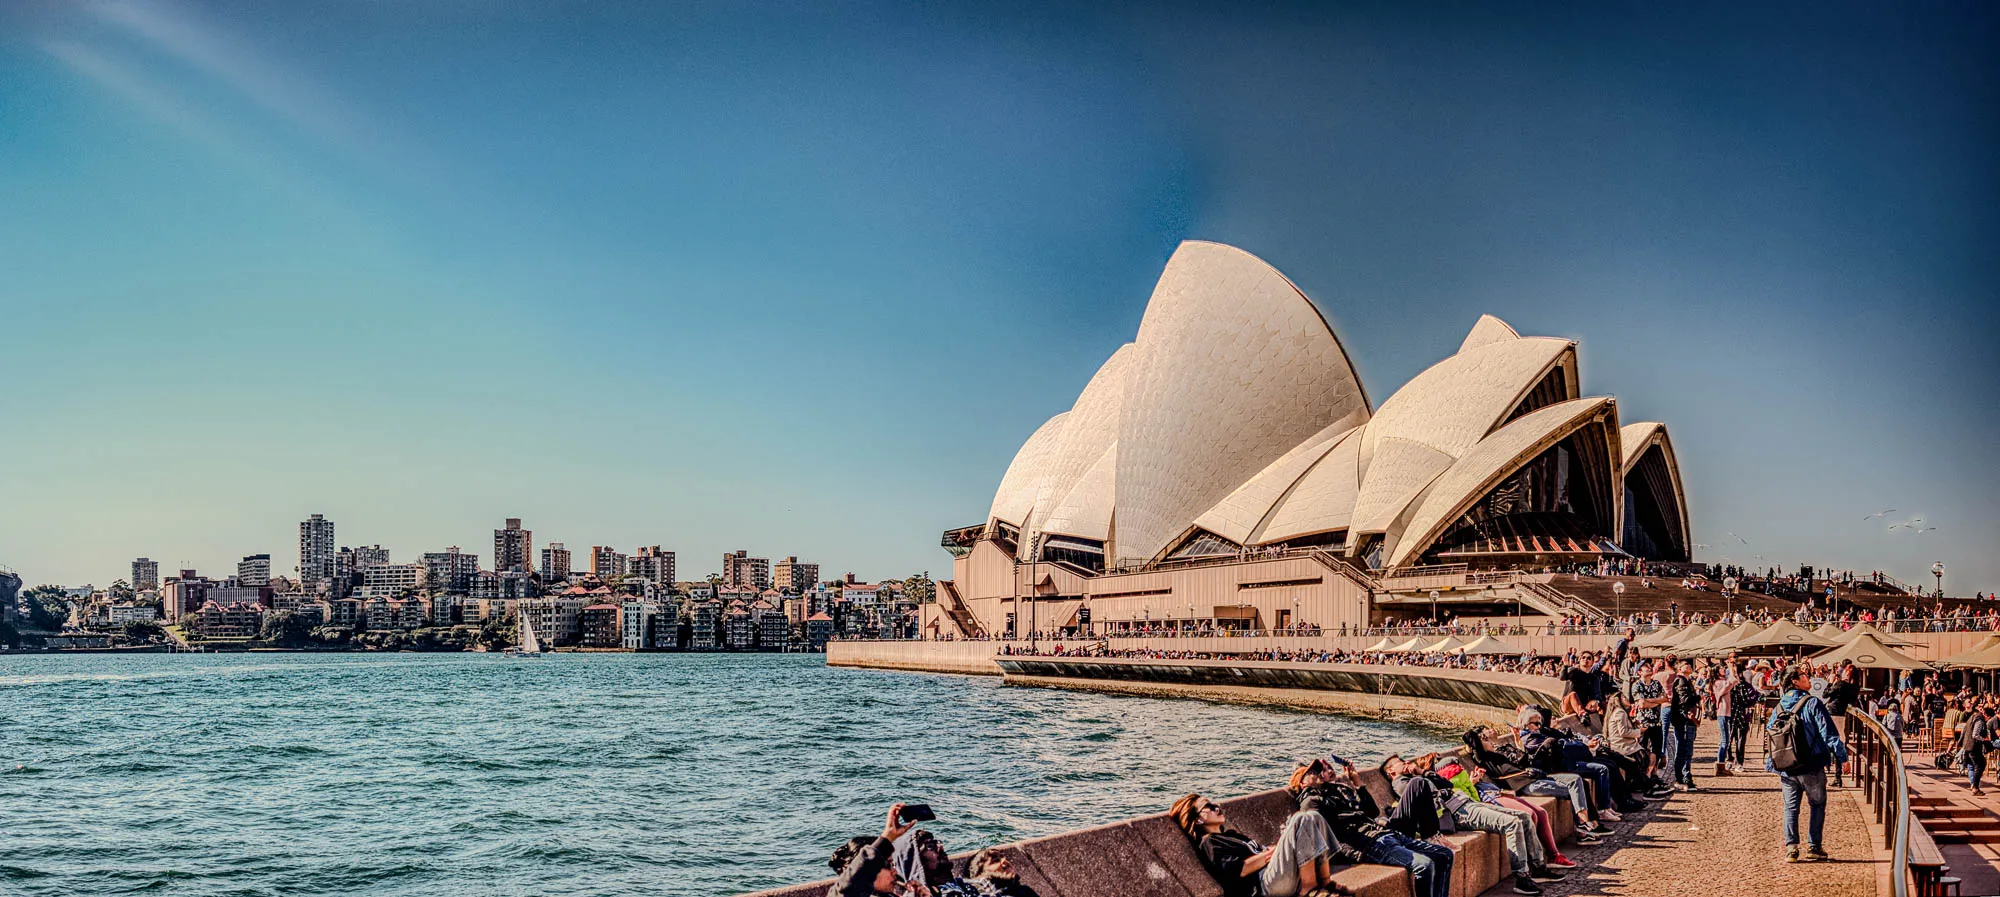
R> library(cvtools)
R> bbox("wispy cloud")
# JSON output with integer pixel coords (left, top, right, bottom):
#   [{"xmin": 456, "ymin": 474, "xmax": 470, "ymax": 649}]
[{"xmin": 88, "ymin": 0, "xmax": 397, "ymax": 168}]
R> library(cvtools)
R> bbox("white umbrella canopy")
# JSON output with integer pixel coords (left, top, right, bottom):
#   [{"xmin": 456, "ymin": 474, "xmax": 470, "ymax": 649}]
[
  {"xmin": 1832, "ymin": 622, "xmax": 1919, "ymax": 648},
  {"xmin": 1632, "ymin": 625, "xmax": 1684, "ymax": 650},
  {"xmin": 1932, "ymin": 634, "xmax": 2000, "ymax": 667},
  {"xmin": 1422, "ymin": 636, "xmax": 1467, "ymax": 654},
  {"xmin": 1810, "ymin": 633, "xmax": 1931, "ymax": 671},
  {"xmin": 1456, "ymin": 634, "xmax": 1526, "ymax": 655},
  {"xmin": 1693, "ymin": 622, "xmax": 1766, "ymax": 656},
  {"xmin": 1385, "ymin": 636, "xmax": 1429, "ymax": 653},
  {"xmin": 1363, "ymin": 637, "xmax": 1396, "ymax": 652},
  {"xmin": 1734, "ymin": 619, "xmax": 1841, "ymax": 651},
  {"xmin": 1665, "ymin": 622, "xmax": 1734, "ymax": 654}
]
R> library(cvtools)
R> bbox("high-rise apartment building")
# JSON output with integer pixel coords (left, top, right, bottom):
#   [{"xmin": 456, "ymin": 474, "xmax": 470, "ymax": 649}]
[
  {"xmin": 237, "ymin": 554, "xmax": 271, "ymax": 588},
  {"xmin": 352, "ymin": 545, "xmax": 390, "ymax": 569},
  {"xmin": 540, "ymin": 543, "xmax": 572, "ymax": 582},
  {"xmin": 299, "ymin": 514, "xmax": 336, "ymax": 584},
  {"xmin": 630, "ymin": 546, "xmax": 676, "ymax": 586},
  {"xmin": 591, "ymin": 546, "xmax": 629, "ymax": 579},
  {"xmin": 772, "ymin": 556, "xmax": 818, "ymax": 594},
  {"xmin": 722, "ymin": 550, "xmax": 771, "ymax": 591},
  {"xmin": 421, "ymin": 547, "xmax": 481, "ymax": 595},
  {"xmin": 494, "ymin": 518, "xmax": 533, "ymax": 574},
  {"xmin": 131, "ymin": 558, "xmax": 160, "ymax": 591}
]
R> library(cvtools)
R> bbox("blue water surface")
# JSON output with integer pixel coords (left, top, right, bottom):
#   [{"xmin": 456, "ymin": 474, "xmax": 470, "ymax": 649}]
[{"xmin": 0, "ymin": 652, "xmax": 1442, "ymax": 896}]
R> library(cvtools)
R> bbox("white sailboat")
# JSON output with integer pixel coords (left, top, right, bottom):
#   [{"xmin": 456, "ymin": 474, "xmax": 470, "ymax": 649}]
[{"xmin": 506, "ymin": 612, "xmax": 545, "ymax": 657}]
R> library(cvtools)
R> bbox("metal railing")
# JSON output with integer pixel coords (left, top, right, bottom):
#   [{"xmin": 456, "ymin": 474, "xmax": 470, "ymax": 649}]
[{"xmin": 1845, "ymin": 708, "xmax": 1910, "ymax": 897}]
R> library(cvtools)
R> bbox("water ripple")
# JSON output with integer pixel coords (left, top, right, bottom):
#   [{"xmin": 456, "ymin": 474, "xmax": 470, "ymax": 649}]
[{"xmin": 0, "ymin": 652, "xmax": 1444, "ymax": 896}]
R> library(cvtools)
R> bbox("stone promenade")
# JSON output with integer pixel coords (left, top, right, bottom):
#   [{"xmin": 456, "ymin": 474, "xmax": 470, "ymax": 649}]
[{"xmin": 1484, "ymin": 723, "xmax": 1875, "ymax": 897}]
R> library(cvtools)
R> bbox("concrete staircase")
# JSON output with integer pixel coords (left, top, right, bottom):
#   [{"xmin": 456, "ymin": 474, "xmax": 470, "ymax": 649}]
[{"xmin": 935, "ymin": 579, "xmax": 987, "ymax": 639}]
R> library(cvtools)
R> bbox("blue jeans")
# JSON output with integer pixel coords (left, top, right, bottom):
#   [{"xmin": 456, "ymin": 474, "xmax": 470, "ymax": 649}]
[
  {"xmin": 1521, "ymin": 774, "xmax": 1591, "ymax": 825},
  {"xmin": 1779, "ymin": 770, "xmax": 1828, "ymax": 847},
  {"xmin": 1572, "ymin": 760, "xmax": 1614, "ymax": 810},
  {"xmin": 1716, "ymin": 716, "xmax": 1733, "ymax": 763},
  {"xmin": 1362, "ymin": 832, "xmax": 1454, "ymax": 897},
  {"xmin": 1967, "ymin": 753, "xmax": 1985, "ymax": 791},
  {"xmin": 1672, "ymin": 720, "xmax": 1696, "ymax": 783}
]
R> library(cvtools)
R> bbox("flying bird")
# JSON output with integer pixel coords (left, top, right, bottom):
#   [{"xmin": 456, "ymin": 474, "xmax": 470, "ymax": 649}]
[
  {"xmin": 1693, "ymin": 543, "xmax": 1711, "ymax": 550},
  {"xmin": 1914, "ymin": 526, "xmax": 1938, "ymax": 535},
  {"xmin": 1890, "ymin": 517, "xmax": 1927, "ymax": 531},
  {"xmin": 1727, "ymin": 532, "xmax": 1748, "ymax": 544},
  {"xmin": 1863, "ymin": 509, "xmax": 1897, "ymax": 520}
]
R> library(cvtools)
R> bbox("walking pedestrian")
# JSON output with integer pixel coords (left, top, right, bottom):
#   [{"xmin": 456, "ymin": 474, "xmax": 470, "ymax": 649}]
[{"xmin": 1768, "ymin": 664, "xmax": 1850, "ymax": 863}]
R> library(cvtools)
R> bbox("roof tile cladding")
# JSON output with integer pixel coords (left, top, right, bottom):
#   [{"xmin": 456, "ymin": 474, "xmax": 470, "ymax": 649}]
[
  {"xmin": 987, "ymin": 411, "xmax": 1069, "ymax": 526},
  {"xmin": 1253, "ymin": 427, "xmax": 1366, "ymax": 544},
  {"xmin": 1348, "ymin": 336, "xmax": 1576, "ymax": 540},
  {"xmin": 979, "ymin": 241, "xmax": 1686, "ymax": 569},
  {"xmin": 1193, "ymin": 419, "xmax": 1359, "ymax": 545},
  {"xmin": 1021, "ymin": 344, "xmax": 1135, "ymax": 552},
  {"xmin": 1111, "ymin": 242, "xmax": 1371, "ymax": 564},
  {"xmin": 1386, "ymin": 396, "xmax": 1617, "ymax": 567}
]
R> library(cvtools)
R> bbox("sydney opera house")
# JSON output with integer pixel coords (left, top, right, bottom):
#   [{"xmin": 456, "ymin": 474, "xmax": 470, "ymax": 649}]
[{"xmin": 927, "ymin": 242, "xmax": 1691, "ymax": 640}]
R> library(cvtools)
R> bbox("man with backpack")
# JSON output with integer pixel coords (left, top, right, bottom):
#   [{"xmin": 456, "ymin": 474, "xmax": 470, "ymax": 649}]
[{"xmin": 1767, "ymin": 664, "xmax": 1851, "ymax": 862}]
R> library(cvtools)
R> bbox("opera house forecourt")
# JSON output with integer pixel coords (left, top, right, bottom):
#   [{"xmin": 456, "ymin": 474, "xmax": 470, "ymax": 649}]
[{"xmin": 924, "ymin": 240, "xmax": 1691, "ymax": 643}]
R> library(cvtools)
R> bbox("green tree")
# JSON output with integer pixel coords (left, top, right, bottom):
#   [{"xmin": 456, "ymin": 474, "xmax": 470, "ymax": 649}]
[
  {"xmin": 110, "ymin": 579, "xmax": 135, "ymax": 602},
  {"xmin": 258, "ymin": 610, "xmax": 313, "ymax": 648},
  {"xmin": 903, "ymin": 573, "xmax": 936, "ymax": 604},
  {"xmin": 120, "ymin": 619, "xmax": 165, "ymax": 645},
  {"xmin": 21, "ymin": 585, "xmax": 71, "ymax": 632}
]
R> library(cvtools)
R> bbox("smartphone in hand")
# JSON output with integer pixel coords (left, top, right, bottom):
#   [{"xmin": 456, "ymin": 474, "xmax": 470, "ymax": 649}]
[{"xmin": 899, "ymin": 804, "xmax": 936, "ymax": 824}]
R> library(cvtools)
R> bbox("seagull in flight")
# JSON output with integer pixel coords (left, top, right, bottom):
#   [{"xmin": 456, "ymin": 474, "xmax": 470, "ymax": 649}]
[
  {"xmin": 1693, "ymin": 543, "xmax": 1711, "ymax": 550},
  {"xmin": 1913, "ymin": 525, "xmax": 1938, "ymax": 535},
  {"xmin": 1890, "ymin": 517, "xmax": 1927, "ymax": 531},
  {"xmin": 1863, "ymin": 509, "xmax": 1897, "ymax": 520},
  {"xmin": 1727, "ymin": 532, "xmax": 1748, "ymax": 544}
]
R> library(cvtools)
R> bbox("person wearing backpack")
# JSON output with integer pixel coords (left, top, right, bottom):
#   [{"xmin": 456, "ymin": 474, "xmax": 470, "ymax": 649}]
[
  {"xmin": 1767, "ymin": 664, "xmax": 1850, "ymax": 862},
  {"xmin": 1958, "ymin": 704, "xmax": 1991, "ymax": 796}
]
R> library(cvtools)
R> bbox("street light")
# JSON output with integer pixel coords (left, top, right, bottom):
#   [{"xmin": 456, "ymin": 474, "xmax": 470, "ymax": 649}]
[
  {"xmin": 1613, "ymin": 580, "xmax": 1626, "ymax": 621},
  {"xmin": 1429, "ymin": 590, "xmax": 1440, "ymax": 628},
  {"xmin": 1933, "ymin": 561, "xmax": 1947, "ymax": 599}
]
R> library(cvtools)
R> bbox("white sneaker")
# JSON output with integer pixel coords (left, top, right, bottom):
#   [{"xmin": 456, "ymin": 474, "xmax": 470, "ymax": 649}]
[{"xmin": 1601, "ymin": 808, "xmax": 1624, "ymax": 822}]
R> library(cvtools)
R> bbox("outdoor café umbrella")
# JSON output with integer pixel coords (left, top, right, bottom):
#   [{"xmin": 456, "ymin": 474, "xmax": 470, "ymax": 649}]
[
  {"xmin": 1832, "ymin": 621, "xmax": 1919, "ymax": 648},
  {"xmin": 1422, "ymin": 636, "xmax": 1467, "ymax": 654},
  {"xmin": 1385, "ymin": 636, "xmax": 1429, "ymax": 653},
  {"xmin": 1665, "ymin": 622, "xmax": 1734, "ymax": 654},
  {"xmin": 1694, "ymin": 622, "xmax": 1766, "ymax": 656},
  {"xmin": 1809, "ymin": 633, "xmax": 1930, "ymax": 671},
  {"xmin": 1733, "ymin": 619, "xmax": 1840, "ymax": 652},
  {"xmin": 1455, "ymin": 634, "xmax": 1525, "ymax": 655},
  {"xmin": 1932, "ymin": 634, "xmax": 2000, "ymax": 668},
  {"xmin": 1631, "ymin": 624, "xmax": 1683, "ymax": 650},
  {"xmin": 1363, "ymin": 636, "xmax": 1397, "ymax": 652}
]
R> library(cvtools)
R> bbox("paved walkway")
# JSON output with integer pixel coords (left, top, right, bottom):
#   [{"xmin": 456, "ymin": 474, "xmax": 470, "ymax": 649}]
[{"xmin": 1481, "ymin": 722, "xmax": 1875, "ymax": 897}]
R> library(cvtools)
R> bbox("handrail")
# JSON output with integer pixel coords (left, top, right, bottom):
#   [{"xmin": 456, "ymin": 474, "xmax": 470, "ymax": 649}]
[{"xmin": 1845, "ymin": 707, "xmax": 1909, "ymax": 897}]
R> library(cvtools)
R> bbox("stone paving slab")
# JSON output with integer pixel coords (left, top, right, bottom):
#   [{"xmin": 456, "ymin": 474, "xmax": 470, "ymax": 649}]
[{"xmin": 1481, "ymin": 723, "xmax": 1875, "ymax": 897}]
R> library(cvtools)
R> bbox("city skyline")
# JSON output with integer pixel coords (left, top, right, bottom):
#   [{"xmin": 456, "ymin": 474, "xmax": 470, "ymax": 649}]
[{"xmin": 2, "ymin": 2, "xmax": 1995, "ymax": 593}]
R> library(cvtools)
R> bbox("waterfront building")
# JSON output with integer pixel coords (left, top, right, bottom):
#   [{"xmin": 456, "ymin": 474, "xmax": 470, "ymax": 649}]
[
  {"xmin": 579, "ymin": 603, "xmax": 621, "ymax": 648},
  {"xmin": 293, "ymin": 602, "xmax": 328, "ymax": 627},
  {"xmin": 519, "ymin": 595, "xmax": 584, "ymax": 646},
  {"xmin": 327, "ymin": 599, "xmax": 362, "ymax": 628},
  {"xmin": 493, "ymin": 518, "xmax": 533, "ymax": 574},
  {"xmin": 299, "ymin": 514, "xmax": 336, "ymax": 585},
  {"xmin": 236, "ymin": 554, "xmax": 271, "ymax": 588},
  {"xmin": 105, "ymin": 603, "xmax": 158, "ymax": 625},
  {"xmin": 161, "ymin": 570, "xmax": 212, "ymax": 623},
  {"xmin": 652, "ymin": 596, "xmax": 684, "ymax": 649},
  {"xmin": 421, "ymin": 547, "xmax": 481, "ymax": 595},
  {"xmin": 429, "ymin": 594, "xmax": 459, "ymax": 626},
  {"xmin": 620, "ymin": 598, "xmax": 652, "ymax": 650},
  {"xmin": 498, "ymin": 569, "xmax": 534, "ymax": 600},
  {"xmin": 772, "ymin": 556, "xmax": 818, "ymax": 594},
  {"xmin": 630, "ymin": 546, "xmax": 676, "ymax": 587},
  {"xmin": 131, "ymin": 557, "xmax": 160, "ymax": 591},
  {"xmin": 540, "ymin": 543, "xmax": 572, "ymax": 582},
  {"xmin": 471, "ymin": 570, "xmax": 499, "ymax": 600},
  {"xmin": 206, "ymin": 585, "xmax": 269, "ymax": 608},
  {"xmin": 689, "ymin": 598, "xmax": 723, "ymax": 650},
  {"xmin": 189, "ymin": 600, "xmax": 264, "ymax": 639},
  {"xmin": 357, "ymin": 563, "xmax": 426, "ymax": 598},
  {"xmin": 754, "ymin": 598, "xmax": 791, "ymax": 649},
  {"xmin": 721, "ymin": 550, "xmax": 771, "ymax": 591},
  {"xmin": 805, "ymin": 612, "xmax": 834, "ymax": 649},
  {"xmin": 935, "ymin": 241, "xmax": 1692, "ymax": 638},
  {"xmin": 723, "ymin": 601, "xmax": 755, "ymax": 649},
  {"xmin": 591, "ymin": 546, "xmax": 629, "ymax": 579}
]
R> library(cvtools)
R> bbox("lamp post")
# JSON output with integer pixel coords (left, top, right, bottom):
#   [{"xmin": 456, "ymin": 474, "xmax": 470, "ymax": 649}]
[
  {"xmin": 1613, "ymin": 580, "xmax": 1626, "ymax": 622},
  {"xmin": 1429, "ymin": 590, "xmax": 1440, "ymax": 629},
  {"xmin": 1933, "ymin": 561, "xmax": 1947, "ymax": 599}
]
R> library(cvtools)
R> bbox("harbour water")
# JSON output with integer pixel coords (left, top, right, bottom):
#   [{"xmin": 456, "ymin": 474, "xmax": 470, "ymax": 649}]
[{"xmin": 0, "ymin": 652, "xmax": 1443, "ymax": 896}]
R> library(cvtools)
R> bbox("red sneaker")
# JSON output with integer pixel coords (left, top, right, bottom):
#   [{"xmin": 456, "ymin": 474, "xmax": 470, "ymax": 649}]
[{"xmin": 1548, "ymin": 856, "xmax": 1579, "ymax": 868}]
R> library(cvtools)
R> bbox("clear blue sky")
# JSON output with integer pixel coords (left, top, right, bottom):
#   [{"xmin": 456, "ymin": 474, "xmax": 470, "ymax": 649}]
[{"xmin": 2, "ymin": 1, "xmax": 1994, "ymax": 594}]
